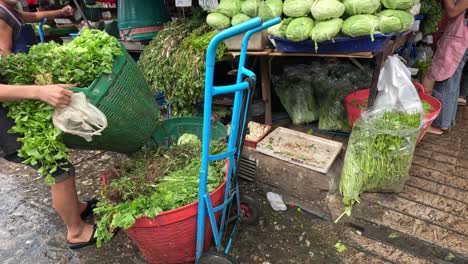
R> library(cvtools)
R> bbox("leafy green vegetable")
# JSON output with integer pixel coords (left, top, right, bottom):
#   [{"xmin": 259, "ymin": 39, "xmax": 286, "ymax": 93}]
[
  {"xmin": 283, "ymin": 0, "xmax": 312, "ymax": 18},
  {"xmin": 310, "ymin": 18, "xmax": 343, "ymax": 50},
  {"xmin": 258, "ymin": 0, "xmax": 283, "ymax": 21},
  {"xmin": 177, "ymin": 133, "xmax": 202, "ymax": 146},
  {"xmin": 340, "ymin": 111, "xmax": 421, "ymax": 209},
  {"xmin": 231, "ymin": 13, "xmax": 252, "ymax": 26},
  {"xmin": 342, "ymin": 15, "xmax": 380, "ymax": 40},
  {"xmin": 285, "ymin": 17, "xmax": 315, "ymax": 42},
  {"xmin": 334, "ymin": 241, "xmax": 348, "ymax": 253},
  {"xmin": 343, "ymin": 0, "xmax": 381, "ymax": 15},
  {"xmin": 139, "ymin": 15, "xmax": 226, "ymax": 116},
  {"xmin": 381, "ymin": 0, "xmax": 415, "ymax": 11},
  {"xmin": 94, "ymin": 140, "xmax": 227, "ymax": 247},
  {"xmin": 377, "ymin": 10, "xmax": 415, "ymax": 34},
  {"xmin": 422, "ymin": 101, "xmax": 433, "ymax": 114},
  {"xmin": 0, "ymin": 30, "xmax": 122, "ymax": 183},
  {"xmin": 420, "ymin": 0, "xmax": 442, "ymax": 35},
  {"xmin": 242, "ymin": 0, "xmax": 260, "ymax": 17},
  {"xmin": 206, "ymin": 12, "xmax": 231, "ymax": 29},
  {"xmin": 311, "ymin": 0, "xmax": 345, "ymax": 21},
  {"xmin": 217, "ymin": 0, "xmax": 242, "ymax": 18}
]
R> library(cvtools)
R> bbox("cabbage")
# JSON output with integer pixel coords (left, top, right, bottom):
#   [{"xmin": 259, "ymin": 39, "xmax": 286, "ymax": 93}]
[
  {"xmin": 343, "ymin": 0, "xmax": 380, "ymax": 15},
  {"xmin": 381, "ymin": 0, "xmax": 415, "ymax": 10},
  {"xmin": 283, "ymin": 0, "xmax": 313, "ymax": 17},
  {"xmin": 342, "ymin": 15, "xmax": 379, "ymax": 40},
  {"xmin": 177, "ymin": 133, "xmax": 201, "ymax": 146},
  {"xmin": 311, "ymin": 0, "xmax": 345, "ymax": 21},
  {"xmin": 207, "ymin": 12, "xmax": 231, "ymax": 30},
  {"xmin": 286, "ymin": 17, "xmax": 315, "ymax": 42},
  {"xmin": 311, "ymin": 18, "xmax": 343, "ymax": 50},
  {"xmin": 267, "ymin": 22, "xmax": 284, "ymax": 37},
  {"xmin": 241, "ymin": 0, "xmax": 260, "ymax": 17},
  {"xmin": 217, "ymin": 0, "xmax": 241, "ymax": 18},
  {"xmin": 232, "ymin": 13, "xmax": 252, "ymax": 26},
  {"xmin": 279, "ymin": 18, "xmax": 294, "ymax": 36},
  {"xmin": 378, "ymin": 10, "xmax": 415, "ymax": 34},
  {"xmin": 258, "ymin": 0, "xmax": 283, "ymax": 21}
]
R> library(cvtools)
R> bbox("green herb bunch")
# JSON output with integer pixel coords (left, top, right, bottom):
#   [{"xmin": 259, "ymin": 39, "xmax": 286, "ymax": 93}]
[
  {"xmin": 420, "ymin": 0, "xmax": 443, "ymax": 35},
  {"xmin": 94, "ymin": 140, "xmax": 227, "ymax": 247},
  {"xmin": 338, "ymin": 111, "xmax": 421, "ymax": 219},
  {"xmin": 0, "ymin": 30, "xmax": 122, "ymax": 183},
  {"xmin": 139, "ymin": 15, "xmax": 226, "ymax": 116}
]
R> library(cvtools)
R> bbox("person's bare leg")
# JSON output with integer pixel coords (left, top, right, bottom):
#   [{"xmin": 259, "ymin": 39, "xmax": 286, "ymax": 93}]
[{"xmin": 51, "ymin": 176, "xmax": 94, "ymax": 243}]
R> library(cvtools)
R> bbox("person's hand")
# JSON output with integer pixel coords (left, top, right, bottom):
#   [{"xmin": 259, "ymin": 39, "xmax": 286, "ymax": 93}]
[
  {"xmin": 61, "ymin": 5, "xmax": 74, "ymax": 17},
  {"xmin": 36, "ymin": 84, "xmax": 75, "ymax": 109}
]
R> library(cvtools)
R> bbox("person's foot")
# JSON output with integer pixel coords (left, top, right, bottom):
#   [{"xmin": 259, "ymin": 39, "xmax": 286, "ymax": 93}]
[
  {"xmin": 67, "ymin": 223, "xmax": 95, "ymax": 245},
  {"xmin": 427, "ymin": 126, "xmax": 446, "ymax": 135},
  {"xmin": 458, "ymin": 97, "xmax": 467, "ymax": 106}
]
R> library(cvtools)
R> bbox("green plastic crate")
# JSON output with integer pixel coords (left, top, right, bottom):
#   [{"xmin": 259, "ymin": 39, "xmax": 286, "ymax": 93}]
[
  {"xmin": 149, "ymin": 117, "xmax": 227, "ymax": 148},
  {"xmin": 64, "ymin": 45, "xmax": 161, "ymax": 153}
]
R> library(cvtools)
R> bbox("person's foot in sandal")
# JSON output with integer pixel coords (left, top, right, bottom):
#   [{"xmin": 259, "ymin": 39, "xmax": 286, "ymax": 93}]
[
  {"xmin": 427, "ymin": 126, "xmax": 446, "ymax": 135},
  {"xmin": 458, "ymin": 97, "xmax": 467, "ymax": 106},
  {"xmin": 79, "ymin": 198, "xmax": 99, "ymax": 221},
  {"xmin": 68, "ymin": 223, "xmax": 97, "ymax": 250}
]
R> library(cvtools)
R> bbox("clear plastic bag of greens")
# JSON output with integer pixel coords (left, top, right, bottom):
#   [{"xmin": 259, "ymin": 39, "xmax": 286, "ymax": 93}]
[
  {"xmin": 272, "ymin": 64, "xmax": 319, "ymax": 125},
  {"xmin": 339, "ymin": 56, "xmax": 423, "ymax": 212}
]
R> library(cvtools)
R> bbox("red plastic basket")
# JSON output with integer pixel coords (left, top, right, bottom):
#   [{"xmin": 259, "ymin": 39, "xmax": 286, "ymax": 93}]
[
  {"xmin": 123, "ymin": 180, "xmax": 226, "ymax": 264},
  {"xmin": 345, "ymin": 82, "xmax": 442, "ymax": 143}
]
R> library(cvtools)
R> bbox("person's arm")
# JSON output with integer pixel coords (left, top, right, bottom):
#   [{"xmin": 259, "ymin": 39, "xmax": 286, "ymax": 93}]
[
  {"xmin": 18, "ymin": 5, "xmax": 74, "ymax": 23},
  {"xmin": 0, "ymin": 20, "xmax": 13, "ymax": 54},
  {"xmin": 0, "ymin": 84, "xmax": 75, "ymax": 108},
  {"xmin": 442, "ymin": 0, "xmax": 468, "ymax": 18}
]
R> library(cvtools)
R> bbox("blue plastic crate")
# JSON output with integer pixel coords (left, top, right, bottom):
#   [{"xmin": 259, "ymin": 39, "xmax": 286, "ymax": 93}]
[{"xmin": 270, "ymin": 34, "xmax": 394, "ymax": 54}]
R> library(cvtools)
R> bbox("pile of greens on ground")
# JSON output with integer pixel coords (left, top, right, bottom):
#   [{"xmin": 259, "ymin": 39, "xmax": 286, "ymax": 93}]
[
  {"xmin": 337, "ymin": 111, "xmax": 421, "ymax": 221},
  {"xmin": 94, "ymin": 135, "xmax": 227, "ymax": 247},
  {"xmin": 139, "ymin": 11, "xmax": 226, "ymax": 116},
  {"xmin": 0, "ymin": 30, "xmax": 122, "ymax": 183}
]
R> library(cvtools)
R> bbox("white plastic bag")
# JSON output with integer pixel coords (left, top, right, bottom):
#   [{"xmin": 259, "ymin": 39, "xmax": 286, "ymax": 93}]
[
  {"xmin": 374, "ymin": 55, "xmax": 423, "ymax": 115},
  {"xmin": 266, "ymin": 192, "xmax": 287, "ymax": 211},
  {"xmin": 53, "ymin": 92, "xmax": 107, "ymax": 142}
]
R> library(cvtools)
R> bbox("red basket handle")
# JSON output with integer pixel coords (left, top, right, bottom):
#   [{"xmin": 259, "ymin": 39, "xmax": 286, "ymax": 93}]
[{"xmin": 413, "ymin": 82, "xmax": 426, "ymax": 94}]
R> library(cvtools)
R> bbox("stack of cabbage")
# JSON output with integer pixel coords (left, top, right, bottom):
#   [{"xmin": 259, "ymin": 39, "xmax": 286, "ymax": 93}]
[{"xmin": 206, "ymin": 0, "xmax": 418, "ymax": 51}]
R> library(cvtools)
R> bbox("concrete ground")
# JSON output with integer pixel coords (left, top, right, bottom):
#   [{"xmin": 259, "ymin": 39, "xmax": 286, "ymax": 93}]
[{"xmin": 0, "ymin": 106, "xmax": 466, "ymax": 263}]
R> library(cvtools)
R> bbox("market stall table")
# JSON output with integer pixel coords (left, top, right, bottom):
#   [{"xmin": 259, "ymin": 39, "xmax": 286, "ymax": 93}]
[{"xmin": 225, "ymin": 32, "xmax": 412, "ymax": 125}]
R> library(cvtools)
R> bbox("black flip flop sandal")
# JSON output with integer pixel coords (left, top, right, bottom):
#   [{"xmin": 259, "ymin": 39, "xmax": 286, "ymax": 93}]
[
  {"xmin": 80, "ymin": 198, "xmax": 99, "ymax": 221},
  {"xmin": 69, "ymin": 224, "xmax": 97, "ymax": 250}
]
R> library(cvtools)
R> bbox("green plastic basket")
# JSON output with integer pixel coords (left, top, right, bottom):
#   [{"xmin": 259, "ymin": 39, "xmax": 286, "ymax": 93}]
[
  {"xmin": 63, "ymin": 45, "xmax": 161, "ymax": 153},
  {"xmin": 149, "ymin": 117, "xmax": 227, "ymax": 148}
]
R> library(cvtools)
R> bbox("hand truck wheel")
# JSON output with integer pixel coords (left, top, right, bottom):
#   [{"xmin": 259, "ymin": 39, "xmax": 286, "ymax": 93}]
[
  {"xmin": 199, "ymin": 251, "xmax": 237, "ymax": 264},
  {"xmin": 238, "ymin": 195, "xmax": 260, "ymax": 226}
]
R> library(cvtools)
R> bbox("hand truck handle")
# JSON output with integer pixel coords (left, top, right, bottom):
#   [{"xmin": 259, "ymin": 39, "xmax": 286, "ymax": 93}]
[{"xmin": 206, "ymin": 17, "xmax": 262, "ymax": 68}]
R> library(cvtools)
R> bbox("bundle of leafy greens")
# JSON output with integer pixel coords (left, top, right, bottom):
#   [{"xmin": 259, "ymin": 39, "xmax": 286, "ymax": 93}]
[
  {"xmin": 0, "ymin": 30, "xmax": 122, "ymax": 183},
  {"xmin": 94, "ymin": 136, "xmax": 227, "ymax": 247},
  {"xmin": 337, "ymin": 111, "xmax": 421, "ymax": 222},
  {"xmin": 139, "ymin": 11, "xmax": 226, "ymax": 116},
  {"xmin": 420, "ymin": 0, "xmax": 442, "ymax": 35}
]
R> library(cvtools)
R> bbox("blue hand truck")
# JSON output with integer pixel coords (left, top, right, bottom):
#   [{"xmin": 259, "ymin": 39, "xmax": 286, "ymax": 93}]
[{"xmin": 195, "ymin": 17, "xmax": 281, "ymax": 263}]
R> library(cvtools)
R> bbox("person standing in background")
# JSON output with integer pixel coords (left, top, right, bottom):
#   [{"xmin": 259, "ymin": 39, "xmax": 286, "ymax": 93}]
[{"xmin": 423, "ymin": 0, "xmax": 468, "ymax": 135}]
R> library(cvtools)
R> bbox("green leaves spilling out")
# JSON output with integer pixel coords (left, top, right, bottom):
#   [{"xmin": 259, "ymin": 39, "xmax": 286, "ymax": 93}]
[
  {"xmin": 0, "ymin": 29, "xmax": 122, "ymax": 183},
  {"xmin": 139, "ymin": 15, "xmax": 226, "ymax": 116},
  {"xmin": 94, "ymin": 140, "xmax": 227, "ymax": 247}
]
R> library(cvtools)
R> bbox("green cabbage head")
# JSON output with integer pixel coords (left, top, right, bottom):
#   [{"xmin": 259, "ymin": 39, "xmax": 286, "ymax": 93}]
[
  {"xmin": 381, "ymin": 0, "xmax": 415, "ymax": 10},
  {"xmin": 217, "ymin": 0, "xmax": 241, "ymax": 18},
  {"xmin": 241, "ymin": 0, "xmax": 260, "ymax": 17},
  {"xmin": 311, "ymin": 18, "xmax": 343, "ymax": 50},
  {"xmin": 177, "ymin": 133, "xmax": 201, "ymax": 146},
  {"xmin": 378, "ymin": 10, "xmax": 415, "ymax": 34},
  {"xmin": 283, "ymin": 0, "xmax": 313, "ymax": 17},
  {"xmin": 232, "ymin": 13, "xmax": 252, "ymax": 26},
  {"xmin": 259, "ymin": 0, "xmax": 283, "ymax": 21},
  {"xmin": 342, "ymin": 15, "xmax": 379, "ymax": 40},
  {"xmin": 343, "ymin": 0, "xmax": 380, "ymax": 15},
  {"xmin": 311, "ymin": 0, "xmax": 345, "ymax": 21},
  {"xmin": 207, "ymin": 12, "xmax": 231, "ymax": 30},
  {"xmin": 286, "ymin": 17, "xmax": 315, "ymax": 42},
  {"xmin": 267, "ymin": 22, "xmax": 284, "ymax": 37}
]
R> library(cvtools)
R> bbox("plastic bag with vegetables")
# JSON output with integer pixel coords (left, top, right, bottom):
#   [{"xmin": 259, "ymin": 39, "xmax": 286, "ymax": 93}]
[{"xmin": 272, "ymin": 64, "xmax": 319, "ymax": 125}]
